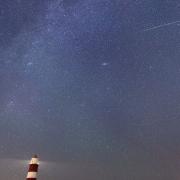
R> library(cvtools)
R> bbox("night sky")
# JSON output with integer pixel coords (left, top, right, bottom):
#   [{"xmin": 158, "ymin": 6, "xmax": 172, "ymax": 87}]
[{"xmin": 1, "ymin": 0, "xmax": 180, "ymax": 179}]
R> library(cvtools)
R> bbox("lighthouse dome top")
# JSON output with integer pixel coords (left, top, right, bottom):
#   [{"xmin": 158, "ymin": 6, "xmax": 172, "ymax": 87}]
[{"xmin": 33, "ymin": 154, "xmax": 38, "ymax": 158}]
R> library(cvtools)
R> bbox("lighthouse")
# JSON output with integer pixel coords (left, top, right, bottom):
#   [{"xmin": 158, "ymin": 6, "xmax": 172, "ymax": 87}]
[{"xmin": 26, "ymin": 155, "xmax": 39, "ymax": 180}]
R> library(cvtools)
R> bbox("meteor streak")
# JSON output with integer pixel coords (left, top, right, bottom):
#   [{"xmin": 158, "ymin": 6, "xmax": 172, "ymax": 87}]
[{"xmin": 143, "ymin": 20, "xmax": 180, "ymax": 32}]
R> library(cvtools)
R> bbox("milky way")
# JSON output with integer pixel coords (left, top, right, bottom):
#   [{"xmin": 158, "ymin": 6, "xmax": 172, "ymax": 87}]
[{"xmin": 1, "ymin": 0, "xmax": 180, "ymax": 179}]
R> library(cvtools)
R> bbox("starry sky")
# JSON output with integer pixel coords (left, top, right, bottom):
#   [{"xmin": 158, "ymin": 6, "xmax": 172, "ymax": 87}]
[{"xmin": 1, "ymin": 0, "xmax": 180, "ymax": 179}]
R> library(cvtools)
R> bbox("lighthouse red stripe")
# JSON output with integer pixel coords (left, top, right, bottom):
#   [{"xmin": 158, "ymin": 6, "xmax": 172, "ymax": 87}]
[{"xmin": 28, "ymin": 164, "xmax": 38, "ymax": 172}]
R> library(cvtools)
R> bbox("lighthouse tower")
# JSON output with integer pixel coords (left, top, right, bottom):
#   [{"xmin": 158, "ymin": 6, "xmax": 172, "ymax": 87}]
[{"xmin": 26, "ymin": 155, "xmax": 39, "ymax": 180}]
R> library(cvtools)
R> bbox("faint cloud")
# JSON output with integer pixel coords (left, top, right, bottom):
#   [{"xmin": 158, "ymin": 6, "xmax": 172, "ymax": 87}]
[
  {"xmin": 27, "ymin": 62, "xmax": 33, "ymax": 66},
  {"xmin": 101, "ymin": 62, "xmax": 109, "ymax": 66}
]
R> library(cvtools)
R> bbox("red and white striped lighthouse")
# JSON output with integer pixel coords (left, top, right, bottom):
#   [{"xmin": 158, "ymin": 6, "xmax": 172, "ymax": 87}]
[{"xmin": 26, "ymin": 155, "xmax": 39, "ymax": 180}]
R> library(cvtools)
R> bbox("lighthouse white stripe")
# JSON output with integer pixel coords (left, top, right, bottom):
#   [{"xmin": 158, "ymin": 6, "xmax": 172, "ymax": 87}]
[
  {"xmin": 30, "ymin": 158, "xmax": 39, "ymax": 164},
  {"xmin": 27, "ymin": 172, "xmax": 37, "ymax": 178}
]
